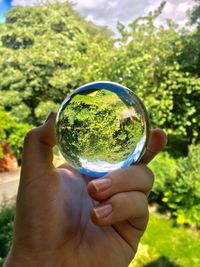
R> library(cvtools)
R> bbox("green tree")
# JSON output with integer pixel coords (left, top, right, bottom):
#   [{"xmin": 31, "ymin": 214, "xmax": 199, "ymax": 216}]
[
  {"xmin": 0, "ymin": 2, "xmax": 113, "ymax": 125},
  {"xmin": 190, "ymin": 0, "xmax": 200, "ymax": 25},
  {"xmin": 176, "ymin": 1, "xmax": 200, "ymax": 82},
  {"xmin": 82, "ymin": 3, "xmax": 200, "ymax": 154}
]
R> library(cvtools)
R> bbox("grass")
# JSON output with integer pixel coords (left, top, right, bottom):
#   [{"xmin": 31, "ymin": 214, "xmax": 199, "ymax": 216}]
[{"xmin": 129, "ymin": 212, "xmax": 200, "ymax": 267}]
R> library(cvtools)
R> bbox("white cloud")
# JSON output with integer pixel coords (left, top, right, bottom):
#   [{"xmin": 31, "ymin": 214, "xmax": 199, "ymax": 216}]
[
  {"xmin": 157, "ymin": 1, "xmax": 194, "ymax": 27},
  {"xmin": 74, "ymin": 0, "xmax": 107, "ymax": 10},
  {"xmin": 10, "ymin": 0, "xmax": 196, "ymax": 31},
  {"xmin": 12, "ymin": 0, "xmax": 38, "ymax": 6},
  {"xmin": 12, "ymin": 0, "xmax": 67, "ymax": 6},
  {"xmin": 75, "ymin": 0, "xmax": 196, "ymax": 33},
  {"xmin": 74, "ymin": 0, "xmax": 147, "ymax": 32},
  {"xmin": 108, "ymin": 1, "xmax": 117, "ymax": 8}
]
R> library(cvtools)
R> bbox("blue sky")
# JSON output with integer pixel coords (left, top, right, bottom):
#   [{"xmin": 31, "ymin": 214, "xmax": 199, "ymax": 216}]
[
  {"xmin": 0, "ymin": 0, "xmax": 196, "ymax": 30},
  {"xmin": 0, "ymin": 0, "xmax": 11, "ymax": 22}
]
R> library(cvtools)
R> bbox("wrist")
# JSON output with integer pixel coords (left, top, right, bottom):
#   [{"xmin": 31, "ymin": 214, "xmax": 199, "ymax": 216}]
[{"xmin": 3, "ymin": 246, "xmax": 62, "ymax": 267}]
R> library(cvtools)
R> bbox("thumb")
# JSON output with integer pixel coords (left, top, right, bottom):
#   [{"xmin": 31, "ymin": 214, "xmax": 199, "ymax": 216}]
[
  {"xmin": 140, "ymin": 129, "xmax": 167, "ymax": 165},
  {"xmin": 21, "ymin": 112, "xmax": 57, "ymax": 179}
]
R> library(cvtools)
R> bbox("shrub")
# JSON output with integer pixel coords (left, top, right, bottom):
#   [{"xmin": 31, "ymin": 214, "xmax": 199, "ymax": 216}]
[
  {"xmin": 162, "ymin": 144, "xmax": 200, "ymax": 227},
  {"xmin": 149, "ymin": 147, "xmax": 200, "ymax": 227},
  {"xmin": 0, "ymin": 109, "xmax": 32, "ymax": 161},
  {"xmin": 148, "ymin": 152, "xmax": 177, "ymax": 204},
  {"xmin": 0, "ymin": 200, "xmax": 15, "ymax": 266},
  {"xmin": 7, "ymin": 123, "xmax": 32, "ymax": 160},
  {"xmin": 35, "ymin": 101, "xmax": 59, "ymax": 124}
]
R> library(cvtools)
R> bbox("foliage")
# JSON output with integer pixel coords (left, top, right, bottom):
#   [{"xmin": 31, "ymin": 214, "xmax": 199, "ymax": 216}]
[
  {"xmin": 0, "ymin": 1, "xmax": 200, "ymax": 153},
  {"xmin": 149, "ymin": 147, "xmax": 200, "ymax": 227},
  {"xmin": 0, "ymin": 1, "xmax": 113, "ymax": 125},
  {"xmin": 162, "ymin": 144, "xmax": 200, "ymax": 227},
  {"xmin": 129, "ymin": 244, "xmax": 157, "ymax": 267},
  {"xmin": 190, "ymin": 0, "xmax": 200, "ymax": 26},
  {"xmin": 149, "ymin": 152, "xmax": 177, "ymax": 204},
  {"xmin": 57, "ymin": 89, "xmax": 144, "ymax": 166},
  {"xmin": 0, "ymin": 200, "xmax": 15, "ymax": 266},
  {"xmin": 0, "ymin": 109, "xmax": 32, "ymax": 160},
  {"xmin": 35, "ymin": 100, "xmax": 59, "ymax": 124},
  {"xmin": 82, "ymin": 4, "xmax": 200, "ymax": 153},
  {"xmin": 133, "ymin": 212, "xmax": 200, "ymax": 267},
  {"xmin": 0, "ymin": 91, "xmax": 31, "ymax": 123}
]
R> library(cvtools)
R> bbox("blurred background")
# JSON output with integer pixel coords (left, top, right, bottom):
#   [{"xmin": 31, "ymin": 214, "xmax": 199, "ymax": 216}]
[{"xmin": 0, "ymin": 0, "xmax": 200, "ymax": 266}]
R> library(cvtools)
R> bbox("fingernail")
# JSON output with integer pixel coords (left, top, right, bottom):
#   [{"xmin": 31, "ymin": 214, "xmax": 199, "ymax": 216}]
[
  {"xmin": 94, "ymin": 204, "xmax": 113, "ymax": 219},
  {"xmin": 92, "ymin": 178, "xmax": 112, "ymax": 192},
  {"xmin": 44, "ymin": 112, "xmax": 54, "ymax": 123}
]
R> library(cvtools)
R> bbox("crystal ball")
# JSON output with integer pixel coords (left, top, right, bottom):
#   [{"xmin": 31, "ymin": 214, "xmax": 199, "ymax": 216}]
[{"xmin": 56, "ymin": 81, "xmax": 150, "ymax": 177}]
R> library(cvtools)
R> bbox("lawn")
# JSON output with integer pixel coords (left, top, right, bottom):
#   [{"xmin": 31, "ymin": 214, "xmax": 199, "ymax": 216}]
[{"xmin": 129, "ymin": 212, "xmax": 200, "ymax": 267}]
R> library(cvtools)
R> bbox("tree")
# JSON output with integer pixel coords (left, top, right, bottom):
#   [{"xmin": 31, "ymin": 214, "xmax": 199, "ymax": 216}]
[
  {"xmin": 0, "ymin": 1, "xmax": 113, "ymax": 125},
  {"xmin": 82, "ymin": 3, "xmax": 200, "ymax": 154},
  {"xmin": 190, "ymin": 0, "xmax": 200, "ymax": 25}
]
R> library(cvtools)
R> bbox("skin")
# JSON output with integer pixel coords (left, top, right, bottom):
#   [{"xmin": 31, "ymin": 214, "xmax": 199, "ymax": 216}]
[{"xmin": 4, "ymin": 112, "xmax": 167, "ymax": 267}]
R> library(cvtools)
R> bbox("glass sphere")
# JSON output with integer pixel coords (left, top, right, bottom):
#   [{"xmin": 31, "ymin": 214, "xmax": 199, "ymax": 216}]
[{"xmin": 56, "ymin": 81, "xmax": 150, "ymax": 177}]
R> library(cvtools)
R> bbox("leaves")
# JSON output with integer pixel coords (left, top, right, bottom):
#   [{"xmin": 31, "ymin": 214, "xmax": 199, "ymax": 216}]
[{"xmin": 0, "ymin": 109, "xmax": 32, "ymax": 160}]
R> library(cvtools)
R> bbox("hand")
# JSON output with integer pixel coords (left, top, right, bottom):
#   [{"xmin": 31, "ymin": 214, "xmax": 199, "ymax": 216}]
[{"xmin": 4, "ymin": 112, "xmax": 167, "ymax": 267}]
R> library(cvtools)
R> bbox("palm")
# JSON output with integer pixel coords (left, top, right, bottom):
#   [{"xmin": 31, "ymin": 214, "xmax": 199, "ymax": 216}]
[
  {"xmin": 54, "ymin": 167, "xmax": 133, "ymax": 267},
  {"xmin": 15, "ymin": 165, "xmax": 132, "ymax": 267}
]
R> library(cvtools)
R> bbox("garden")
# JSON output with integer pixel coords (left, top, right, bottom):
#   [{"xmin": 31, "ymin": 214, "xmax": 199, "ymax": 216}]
[{"xmin": 0, "ymin": 1, "xmax": 200, "ymax": 266}]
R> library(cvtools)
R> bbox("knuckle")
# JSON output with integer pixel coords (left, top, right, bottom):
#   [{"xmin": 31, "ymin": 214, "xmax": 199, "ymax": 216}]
[
  {"xmin": 24, "ymin": 128, "xmax": 38, "ymax": 144},
  {"xmin": 135, "ymin": 164, "xmax": 155, "ymax": 189},
  {"xmin": 145, "ymin": 166, "xmax": 155, "ymax": 187},
  {"xmin": 138, "ymin": 193, "xmax": 149, "ymax": 215},
  {"xmin": 105, "ymin": 169, "xmax": 124, "ymax": 186},
  {"xmin": 129, "ymin": 164, "xmax": 143, "ymax": 176}
]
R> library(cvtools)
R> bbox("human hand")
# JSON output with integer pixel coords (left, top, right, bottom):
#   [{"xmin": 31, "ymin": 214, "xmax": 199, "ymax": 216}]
[{"xmin": 4, "ymin": 112, "xmax": 167, "ymax": 267}]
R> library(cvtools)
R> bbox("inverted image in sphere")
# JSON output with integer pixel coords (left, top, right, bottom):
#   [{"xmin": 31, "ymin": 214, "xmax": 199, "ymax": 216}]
[{"xmin": 56, "ymin": 81, "xmax": 150, "ymax": 177}]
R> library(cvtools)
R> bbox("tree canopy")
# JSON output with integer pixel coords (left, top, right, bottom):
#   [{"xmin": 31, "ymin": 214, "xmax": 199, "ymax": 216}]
[
  {"xmin": 0, "ymin": 1, "xmax": 113, "ymax": 124},
  {"xmin": 0, "ymin": 1, "xmax": 200, "ymax": 160},
  {"xmin": 81, "ymin": 3, "xmax": 200, "ymax": 154}
]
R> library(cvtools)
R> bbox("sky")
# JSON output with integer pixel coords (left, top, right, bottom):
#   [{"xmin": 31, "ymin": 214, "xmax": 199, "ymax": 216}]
[
  {"xmin": 0, "ymin": 0, "xmax": 196, "ymax": 31},
  {"xmin": 0, "ymin": 0, "xmax": 11, "ymax": 22}
]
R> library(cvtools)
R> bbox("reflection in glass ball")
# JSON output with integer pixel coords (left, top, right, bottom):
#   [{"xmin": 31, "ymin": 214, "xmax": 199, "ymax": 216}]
[{"xmin": 56, "ymin": 81, "xmax": 150, "ymax": 177}]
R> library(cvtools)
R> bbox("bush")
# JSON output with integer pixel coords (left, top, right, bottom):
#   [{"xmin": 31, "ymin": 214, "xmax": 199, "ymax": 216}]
[
  {"xmin": 162, "ymin": 144, "xmax": 200, "ymax": 227},
  {"xmin": 35, "ymin": 100, "xmax": 59, "ymax": 124},
  {"xmin": 0, "ymin": 109, "xmax": 32, "ymax": 161},
  {"xmin": 149, "ymin": 147, "xmax": 200, "ymax": 227},
  {"xmin": 7, "ymin": 123, "xmax": 32, "ymax": 160},
  {"xmin": 0, "ymin": 200, "xmax": 15, "ymax": 266},
  {"xmin": 149, "ymin": 152, "xmax": 177, "ymax": 204}
]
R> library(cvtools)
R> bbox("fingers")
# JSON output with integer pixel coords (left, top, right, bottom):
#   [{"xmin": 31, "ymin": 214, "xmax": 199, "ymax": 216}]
[
  {"xmin": 21, "ymin": 112, "xmax": 57, "ymax": 177},
  {"xmin": 88, "ymin": 166, "xmax": 150, "ymax": 250},
  {"xmin": 90, "ymin": 191, "xmax": 148, "ymax": 227},
  {"xmin": 88, "ymin": 164, "xmax": 152, "ymax": 225},
  {"xmin": 140, "ymin": 129, "xmax": 167, "ymax": 164},
  {"xmin": 88, "ymin": 128, "xmax": 167, "ymax": 251},
  {"xmin": 88, "ymin": 165, "xmax": 154, "ymax": 201}
]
